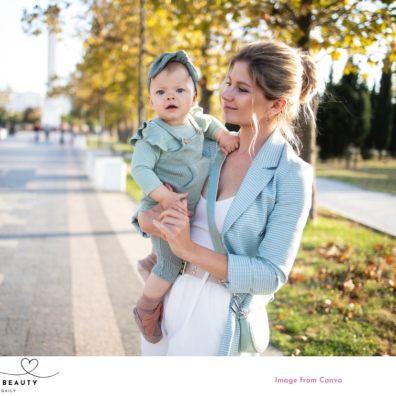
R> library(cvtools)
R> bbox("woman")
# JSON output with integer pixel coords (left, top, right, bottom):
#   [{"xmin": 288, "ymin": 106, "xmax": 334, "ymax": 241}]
[{"xmin": 134, "ymin": 40, "xmax": 317, "ymax": 356}]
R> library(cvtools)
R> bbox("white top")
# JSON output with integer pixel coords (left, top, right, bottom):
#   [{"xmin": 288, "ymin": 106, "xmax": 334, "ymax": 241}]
[
  {"xmin": 141, "ymin": 193, "xmax": 237, "ymax": 356},
  {"xmin": 190, "ymin": 194, "xmax": 235, "ymax": 250}
]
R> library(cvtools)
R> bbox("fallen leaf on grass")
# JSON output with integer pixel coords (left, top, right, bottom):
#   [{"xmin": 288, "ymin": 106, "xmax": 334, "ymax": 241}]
[
  {"xmin": 364, "ymin": 264, "xmax": 378, "ymax": 279},
  {"xmin": 319, "ymin": 243, "xmax": 341, "ymax": 259},
  {"xmin": 294, "ymin": 335, "xmax": 308, "ymax": 342},
  {"xmin": 343, "ymin": 279, "xmax": 355, "ymax": 293},
  {"xmin": 319, "ymin": 242, "xmax": 354, "ymax": 263},
  {"xmin": 292, "ymin": 348, "xmax": 301, "ymax": 356},
  {"xmin": 374, "ymin": 243, "xmax": 384, "ymax": 253},
  {"xmin": 317, "ymin": 299, "xmax": 333, "ymax": 314},
  {"xmin": 383, "ymin": 279, "xmax": 395, "ymax": 289},
  {"xmin": 274, "ymin": 324, "xmax": 286, "ymax": 331},
  {"xmin": 289, "ymin": 273, "xmax": 305, "ymax": 283}
]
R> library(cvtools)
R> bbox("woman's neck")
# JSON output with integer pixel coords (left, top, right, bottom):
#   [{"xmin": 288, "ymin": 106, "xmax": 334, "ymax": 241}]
[{"xmin": 237, "ymin": 122, "xmax": 276, "ymax": 155}]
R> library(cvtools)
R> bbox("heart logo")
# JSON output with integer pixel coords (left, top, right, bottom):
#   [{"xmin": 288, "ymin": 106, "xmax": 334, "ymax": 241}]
[{"xmin": 21, "ymin": 358, "xmax": 39, "ymax": 374}]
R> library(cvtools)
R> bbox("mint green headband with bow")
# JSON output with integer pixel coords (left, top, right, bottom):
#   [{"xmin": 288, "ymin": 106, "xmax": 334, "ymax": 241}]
[{"xmin": 147, "ymin": 50, "xmax": 200, "ymax": 94}]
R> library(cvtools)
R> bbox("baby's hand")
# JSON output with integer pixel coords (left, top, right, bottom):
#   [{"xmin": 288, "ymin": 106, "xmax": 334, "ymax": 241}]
[
  {"xmin": 150, "ymin": 184, "xmax": 187, "ymax": 211},
  {"xmin": 160, "ymin": 189, "xmax": 188, "ymax": 210},
  {"xmin": 217, "ymin": 129, "xmax": 240, "ymax": 154}
]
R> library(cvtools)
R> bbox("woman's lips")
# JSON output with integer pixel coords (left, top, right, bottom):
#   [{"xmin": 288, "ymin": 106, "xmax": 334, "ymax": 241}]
[{"xmin": 223, "ymin": 105, "xmax": 237, "ymax": 111}]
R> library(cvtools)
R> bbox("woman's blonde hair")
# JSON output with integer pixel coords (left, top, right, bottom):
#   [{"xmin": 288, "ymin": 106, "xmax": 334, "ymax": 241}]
[{"xmin": 229, "ymin": 40, "xmax": 318, "ymax": 154}]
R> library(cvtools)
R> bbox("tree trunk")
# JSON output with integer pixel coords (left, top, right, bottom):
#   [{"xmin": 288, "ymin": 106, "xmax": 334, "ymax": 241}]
[
  {"xmin": 198, "ymin": 16, "xmax": 213, "ymax": 113},
  {"xmin": 199, "ymin": 76, "xmax": 213, "ymax": 114},
  {"xmin": 296, "ymin": 0, "xmax": 317, "ymax": 222},
  {"xmin": 137, "ymin": 0, "xmax": 145, "ymax": 126},
  {"xmin": 299, "ymin": 95, "xmax": 318, "ymax": 223}
]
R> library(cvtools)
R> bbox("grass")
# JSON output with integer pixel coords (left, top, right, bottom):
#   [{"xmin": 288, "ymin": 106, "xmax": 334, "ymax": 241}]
[
  {"xmin": 316, "ymin": 159, "xmax": 396, "ymax": 196},
  {"xmin": 267, "ymin": 209, "xmax": 396, "ymax": 356},
  {"xmin": 125, "ymin": 160, "xmax": 144, "ymax": 203},
  {"xmin": 86, "ymin": 134, "xmax": 133, "ymax": 155}
]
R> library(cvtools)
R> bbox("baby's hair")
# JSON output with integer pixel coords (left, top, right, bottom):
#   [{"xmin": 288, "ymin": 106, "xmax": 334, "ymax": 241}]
[
  {"xmin": 162, "ymin": 61, "xmax": 188, "ymax": 74},
  {"xmin": 148, "ymin": 61, "xmax": 196, "ymax": 95},
  {"xmin": 229, "ymin": 40, "xmax": 318, "ymax": 154}
]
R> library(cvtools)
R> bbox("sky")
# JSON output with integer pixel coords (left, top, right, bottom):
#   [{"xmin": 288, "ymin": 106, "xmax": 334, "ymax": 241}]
[
  {"xmin": 0, "ymin": 1, "xmax": 384, "ymax": 99},
  {"xmin": 0, "ymin": 0, "xmax": 83, "ymax": 96}
]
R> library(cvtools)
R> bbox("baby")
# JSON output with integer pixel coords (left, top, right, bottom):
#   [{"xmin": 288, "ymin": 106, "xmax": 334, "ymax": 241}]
[{"xmin": 131, "ymin": 50, "xmax": 239, "ymax": 343}]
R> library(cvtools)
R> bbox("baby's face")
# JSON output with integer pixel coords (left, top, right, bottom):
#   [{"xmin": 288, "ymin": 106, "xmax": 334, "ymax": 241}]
[{"xmin": 149, "ymin": 63, "xmax": 196, "ymax": 126}]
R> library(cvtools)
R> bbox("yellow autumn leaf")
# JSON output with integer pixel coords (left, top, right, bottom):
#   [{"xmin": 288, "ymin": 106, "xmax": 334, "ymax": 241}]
[{"xmin": 331, "ymin": 50, "xmax": 341, "ymax": 61}]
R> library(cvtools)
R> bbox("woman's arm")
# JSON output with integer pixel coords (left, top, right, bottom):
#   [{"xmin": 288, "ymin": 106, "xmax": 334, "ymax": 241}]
[{"xmin": 226, "ymin": 162, "xmax": 313, "ymax": 295}]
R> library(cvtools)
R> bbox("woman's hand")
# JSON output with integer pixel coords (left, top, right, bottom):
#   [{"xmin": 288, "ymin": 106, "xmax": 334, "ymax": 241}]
[
  {"xmin": 137, "ymin": 204, "xmax": 163, "ymax": 238},
  {"xmin": 152, "ymin": 199, "xmax": 193, "ymax": 260}
]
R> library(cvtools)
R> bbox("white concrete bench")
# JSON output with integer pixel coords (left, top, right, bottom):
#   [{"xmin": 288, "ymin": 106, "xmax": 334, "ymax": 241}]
[
  {"xmin": 85, "ymin": 150, "xmax": 126, "ymax": 192},
  {"xmin": 0, "ymin": 128, "xmax": 8, "ymax": 140}
]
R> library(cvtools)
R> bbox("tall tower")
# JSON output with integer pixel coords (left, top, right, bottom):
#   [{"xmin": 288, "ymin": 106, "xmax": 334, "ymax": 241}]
[
  {"xmin": 47, "ymin": 28, "xmax": 57, "ymax": 91},
  {"xmin": 41, "ymin": 26, "xmax": 71, "ymax": 130}
]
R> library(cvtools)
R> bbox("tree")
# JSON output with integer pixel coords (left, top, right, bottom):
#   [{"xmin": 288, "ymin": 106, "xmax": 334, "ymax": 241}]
[
  {"xmin": 372, "ymin": 54, "xmax": 394, "ymax": 157},
  {"xmin": 0, "ymin": 107, "xmax": 8, "ymax": 127},
  {"xmin": 362, "ymin": 85, "xmax": 379, "ymax": 159},
  {"xmin": 390, "ymin": 103, "xmax": 396, "ymax": 157},
  {"xmin": 22, "ymin": 0, "xmax": 395, "ymax": 162},
  {"xmin": 317, "ymin": 63, "xmax": 371, "ymax": 160},
  {"xmin": 23, "ymin": 107, "xmax": 41, "ymax": 124},
  {"xmin": 235, "ymin": 0, "xmax": 396, "ymax": 220},
  {"xmin": 138, "ymin": 0, "xmax": 146, "ymax": 125}
]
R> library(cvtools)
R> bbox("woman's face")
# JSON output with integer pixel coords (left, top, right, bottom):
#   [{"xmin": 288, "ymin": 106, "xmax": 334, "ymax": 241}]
[{"xmin": 221, "ymin": 61, "xmax": 272, "ymax": 127}]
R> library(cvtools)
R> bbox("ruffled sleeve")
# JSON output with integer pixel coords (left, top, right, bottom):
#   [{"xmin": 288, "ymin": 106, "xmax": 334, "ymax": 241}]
[{"xmin": 130, "ymin": 121, "xmax": 173, "ymax": 152}]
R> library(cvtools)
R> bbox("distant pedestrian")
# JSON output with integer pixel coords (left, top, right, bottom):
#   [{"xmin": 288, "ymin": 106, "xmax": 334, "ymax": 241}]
[
  {"xmin": 44, "ymin": 126, "xmax": 50, "ymax": 142},
  {"xmin": 34, "ymin": 121, "xmax": 41, "ymax": 142}
]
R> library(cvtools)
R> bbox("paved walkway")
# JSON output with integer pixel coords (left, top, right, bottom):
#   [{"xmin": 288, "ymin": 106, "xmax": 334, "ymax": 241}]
[
  {"xmin": 0, "ymin": 131, "xmax": 150, "ymax": 356},
  {"xmin": 316, "ymin": 177, "xmax": 396, "ymax": 237}
]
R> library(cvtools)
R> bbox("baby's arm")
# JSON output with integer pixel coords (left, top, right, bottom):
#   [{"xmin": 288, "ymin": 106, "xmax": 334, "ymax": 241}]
[
  {"xmin": 132, "ymin": 140, "xmax": 186, "ymax": 209},
  {"xmin": 150, "ymin": 185, "xmax": 187, "ymax": 210},
  {"xmin": 189, "ymin": 107, "xmax": 239, "ymax": 154},
  {"xmin": 215, "ymin": 128, "xmax": 240, "ymax": 154}
]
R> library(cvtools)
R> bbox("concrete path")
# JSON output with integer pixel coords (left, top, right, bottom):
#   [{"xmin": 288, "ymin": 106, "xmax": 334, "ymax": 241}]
[
  {"xmin": 0, "ymin": 131, "xmax": 150, "ymax": 356},
  {"xmin": 316, "ymin": 177, "xmax": 396, "ymax": 237}
]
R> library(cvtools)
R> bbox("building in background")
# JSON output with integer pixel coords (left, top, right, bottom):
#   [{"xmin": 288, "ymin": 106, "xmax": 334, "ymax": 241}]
[{"xmin": 5, "ymin": 91, "xmax": 43, "ymax": 112}]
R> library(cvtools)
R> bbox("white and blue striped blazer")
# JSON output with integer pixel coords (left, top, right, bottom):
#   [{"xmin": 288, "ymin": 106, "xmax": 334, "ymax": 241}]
[{"xmin": 203, "ymin": 129, "xmax": 313, "ymax": 355}]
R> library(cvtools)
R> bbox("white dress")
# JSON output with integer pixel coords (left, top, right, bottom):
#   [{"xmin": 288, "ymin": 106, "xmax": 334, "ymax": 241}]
[{"xmin": 141, "ymin": 195, "xmax": 234, "ymax": 356}]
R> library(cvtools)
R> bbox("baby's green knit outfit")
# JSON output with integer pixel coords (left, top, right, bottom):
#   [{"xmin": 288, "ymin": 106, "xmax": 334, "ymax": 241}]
[{"xmin": 131, "ymin": 106, "xmax": 223, "ymax": 283}]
